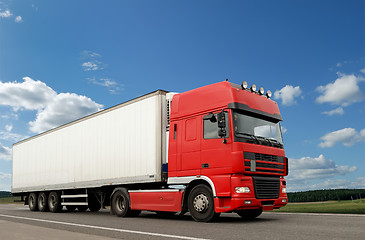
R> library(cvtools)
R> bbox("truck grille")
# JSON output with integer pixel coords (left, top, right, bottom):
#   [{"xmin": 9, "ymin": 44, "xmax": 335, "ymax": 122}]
[
  {"xmin": 253, "ymin": 177, "xmax": 280, "ymax": 199},
  {"xmin": 244, "ymin": 152, "xmax": 286, "ymax": 175}
]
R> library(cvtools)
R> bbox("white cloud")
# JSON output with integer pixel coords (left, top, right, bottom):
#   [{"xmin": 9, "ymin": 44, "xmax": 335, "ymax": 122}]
[
  {"xmin": 82, "ymin": 61, "xmax": 103, "ymax": 71},
  {"xmin": 14, "ymin": 15, "xmax": 22, "ymax": 23},
  {"xmin": 87, "ymin": 77, "xmax": 124, "ymax": 94},
  {"xmin": 288, "ymin": 177, "xmax": 365, "ymax": 192},
  {"xmin": 361, "ymin": 68, "xmax": 365, "ymax": 74},
  {"xmin": 0, "ymin": 9, "xmax": 12, "ymax": 18},
  {"xmin": 319, "ymin": 128, "xmax": 365, "ymax": 148},
  {"xmin": 0, "ymin": 171, "xmax": 11, "ymax": 179},
  {"xmin": 29, "ymin": 92, "xmax": 103, "ymax": 133},
  {"xmin": 336, "ymin": 62, "xmax": 342, "ymax": 67},
  {"xmin": 274, "ymin": 85, "xmax": 302, "ymax": 106},
  {"xmin": 322, "ymin": 107, "xmax": 344, "ymax": 116},
  {"xmin": 0, "ymin": 77, "xmax": 57, "ymax": 111},
  {"xmin": 5, "ymin": 124, "xmax": 12, "ymax": 132},
  {"xmin": 0, "ymin": 143, "xmax": 11, "ymax": 161},
  {"xmin": 0, "ymin": 77, "xmax": 103, "ymax": 134},
  {"xmin": 81, "ymin": 50, "xmax": 101, "ymax": 59},
  {"xmin": 0, "ymin": 124, "xmax": 28, "ymax": 142},
  {"xmin": 1, "ymin": 112, "xmax": 18, "ymax": 120},
  {"xmin": 286, "ymin": 154, "xmax": 357, "ymax": 186},
  {"xmin": 316, "ymin": 73, "xmax": 364, "ymax": 106}
]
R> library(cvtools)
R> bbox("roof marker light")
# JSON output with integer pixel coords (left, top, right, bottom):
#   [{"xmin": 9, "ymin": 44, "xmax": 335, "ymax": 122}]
[
  {"xmin": 250, "ymin": 84, "xmax": 257, "ymax": 92},
  {"xmin": 266, "ymin": 90, "xmax": 272, "ymax": 98},
  {"xmin": 241, "ymin": 81, "xmax": 248, "ymax": 90},
  {"xmin": 259, "ymin": 87, "xmax": 265, "ymax": 95}
]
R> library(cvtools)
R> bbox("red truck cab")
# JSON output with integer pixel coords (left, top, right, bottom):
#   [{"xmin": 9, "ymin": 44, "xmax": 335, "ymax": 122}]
[{"xmin": 166, "ymin": 81, "xmax": 288, "ymax": 221}]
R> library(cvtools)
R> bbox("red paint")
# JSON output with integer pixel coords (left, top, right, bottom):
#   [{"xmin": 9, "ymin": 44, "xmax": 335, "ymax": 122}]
[
  {"xmin": 130, "ymin": 191, "xmax": 183, "ymax": 212},
  {"xmin": 131, "ymin": 81, "xmax": 287, "ymax": 214}
]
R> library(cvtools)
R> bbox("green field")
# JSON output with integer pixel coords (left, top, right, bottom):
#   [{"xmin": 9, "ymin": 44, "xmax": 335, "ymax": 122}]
[
  {"xmin": 274, "ymin": 200, "xmax": 365, "ymax": 214},
  {"xmin": 0, "ymin": 196, "xmax": 22, "ymax": 204}
]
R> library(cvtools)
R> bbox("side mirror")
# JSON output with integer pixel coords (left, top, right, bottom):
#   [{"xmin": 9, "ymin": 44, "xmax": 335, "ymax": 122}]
[
  {"xmin": 217, "ymin": 111, "xmax": 227, "ymax": 143},
  {"xmin": 217, "ymin": 112, "xmax": 226, "ymax": 129}
]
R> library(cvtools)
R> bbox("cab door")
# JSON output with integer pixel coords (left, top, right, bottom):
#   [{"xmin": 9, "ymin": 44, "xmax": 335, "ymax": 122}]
[
  {"xmin": 201, "ymin": 111, "xmax": 231, "ymax": 176},
  {"xmin": 178, "ymin": 117, "xmax": 201, "ymax": 176}
]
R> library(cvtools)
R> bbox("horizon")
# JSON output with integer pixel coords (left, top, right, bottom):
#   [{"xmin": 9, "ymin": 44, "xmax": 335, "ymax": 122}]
[{"xmin": 0, "ymin": 0, "xmax": 364, "ymax": 192}]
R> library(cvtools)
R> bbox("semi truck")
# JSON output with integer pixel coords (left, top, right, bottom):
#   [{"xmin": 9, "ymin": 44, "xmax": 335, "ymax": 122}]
[{"xmin": 12, "ymin": 80, "xmax": 288, "ymax": 222}]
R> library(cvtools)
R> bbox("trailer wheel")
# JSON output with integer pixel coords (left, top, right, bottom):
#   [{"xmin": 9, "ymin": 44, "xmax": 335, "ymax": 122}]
[
  {"xmin": 38, "ymin": 192, "xmax": 49, "ymax": 212},
  {"xmin": 111, "ymin": 190, "xmax": 130, "ymax": 217},
  {"xmin": 236, "ymin": 209, "xmax": 262, "ymax": 219},
  {"xmin": 48, "ymin": 191, "xmax": 62, "ymax": 213},
  {"xmin": 77, "ymin": 206, "xmax": 88, "ymax": 212},
  {"xmin": 28, "ymin": 193, "xmax": 38, "ymax": 211},
  {"xmin": 188, "ymin": 184, "xmax": 219, "ymax": 222}
]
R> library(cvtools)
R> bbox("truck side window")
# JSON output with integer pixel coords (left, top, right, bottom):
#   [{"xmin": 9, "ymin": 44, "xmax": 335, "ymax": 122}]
[{"xmin": 203, "ymin": 112, "xmax": 229, "ymax": 139}]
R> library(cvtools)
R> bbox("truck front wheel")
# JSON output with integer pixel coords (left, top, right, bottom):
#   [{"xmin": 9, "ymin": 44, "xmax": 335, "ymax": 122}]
[
  {"xmin": 188, "ymin": 185, "xmax": 220, "ymax": 222},
  {"xmin": 28, "ymin": 193, "xmax": 38, "ymax": 211}
]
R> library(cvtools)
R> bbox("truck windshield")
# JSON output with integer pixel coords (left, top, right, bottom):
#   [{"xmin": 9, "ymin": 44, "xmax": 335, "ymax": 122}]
[{"xmin": 232, "ymin": 110, "xmax": 283, "ymax": 148}]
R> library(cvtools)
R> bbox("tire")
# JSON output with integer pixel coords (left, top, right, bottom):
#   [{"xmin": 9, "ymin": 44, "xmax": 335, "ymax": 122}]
[
  {"xmin": 66, "ymin": 205, "xmax": 77, "ymax": 212},
  {"xmin": 28, "ymin": 193, "xmax": 38, "ymax": 211},
  {"xmin": 188, "ymin": 184, "xmax": 219, "ymax": 222},
  {"xmin": 236, "ymin": 209, "xmax": 263, "ymax": 220},
  {"xmin": 88, "ymin": 194, "xmax": 101, "ymax": 212},
  {"xmin": 48, "ymin": 191, "xmax": 62, "ymax": 213},
  {"xmin": 77, "ymin": 206, "xmax": 88, "ymax": 212},
  {"xmin": 111, "ymin": 190, "xmax": 130, "ymax": 217},
  {"xmin": 38, "ymin": 192, "xmax": 49, "ymax": 212}
]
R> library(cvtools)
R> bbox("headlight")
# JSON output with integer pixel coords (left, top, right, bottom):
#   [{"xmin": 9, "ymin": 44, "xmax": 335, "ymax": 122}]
[
  {"xmin": 282, "ymin": 187, "xmax": 287, "ymax": 193},
  {"xmin": 235, "ymin": 187, "xmax": 250, "ymax": 193}
]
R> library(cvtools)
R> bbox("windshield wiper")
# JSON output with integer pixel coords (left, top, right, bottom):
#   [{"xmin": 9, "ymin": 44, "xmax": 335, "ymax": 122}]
[{"xmin": 235, "ymin": 132, "xmax": 260, "ymax": 144}]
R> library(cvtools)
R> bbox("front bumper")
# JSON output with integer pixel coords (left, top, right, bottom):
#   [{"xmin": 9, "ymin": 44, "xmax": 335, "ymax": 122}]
[{"xmin": 214, "ymin": 175, "xmax": 288, "ymax": 213}]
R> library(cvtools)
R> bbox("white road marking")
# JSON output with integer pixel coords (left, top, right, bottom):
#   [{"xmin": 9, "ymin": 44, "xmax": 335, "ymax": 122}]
[
  {"xmin": 0, "ymin": 214, "xmax": 210, "ymax": 240},
  {"xmin": 265, "ymin": 212, "xmax": 365, "ymax": 217}
]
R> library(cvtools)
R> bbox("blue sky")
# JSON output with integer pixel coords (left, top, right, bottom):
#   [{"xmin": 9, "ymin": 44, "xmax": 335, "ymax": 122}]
[{"xmin": 0, "ymin": 0, "xmax": 364, "ymax": 192}]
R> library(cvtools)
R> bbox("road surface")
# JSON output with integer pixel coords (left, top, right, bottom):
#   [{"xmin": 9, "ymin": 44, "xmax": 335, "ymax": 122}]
[{"xmin": 0, "ymin": 204, "xmax": 364, "ymax": 240}]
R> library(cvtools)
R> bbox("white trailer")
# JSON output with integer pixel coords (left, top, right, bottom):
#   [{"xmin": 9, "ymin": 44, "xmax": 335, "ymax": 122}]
[{"xmin": 12, "ymin": 90, "xmax": 174, "ymax": 212}]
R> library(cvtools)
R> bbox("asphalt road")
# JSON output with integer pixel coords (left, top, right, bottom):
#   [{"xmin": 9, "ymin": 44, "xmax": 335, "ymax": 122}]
[{"xmin": 0, "ymin": 204, "xmax": 364, "ymax": 240}]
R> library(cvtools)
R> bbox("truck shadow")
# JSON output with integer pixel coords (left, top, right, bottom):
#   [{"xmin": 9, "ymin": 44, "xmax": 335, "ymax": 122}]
[{"xmin": 137, "ymin": 212, "xmax": 277, "ymax": 223}]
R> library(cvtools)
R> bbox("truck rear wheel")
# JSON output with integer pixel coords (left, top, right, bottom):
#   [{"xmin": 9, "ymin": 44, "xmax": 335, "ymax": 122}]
[
  {"xmin": 28, "ymin": 193, "xmax": 38, "ymax": 211},
  {"xmin": 48, "ymin": 191, "xmax": 62, "ymax": 213},
  {"xmin": 38, "ymin": 192, "xmax": 49, "ymax": 212},
  {"xmin": 188, "ymin": 184, "xmax": 219, "ymax": 222},
  {"xmin": 236, "ymin": 209, "xmax": 262, "ymax": 219},
  {"xmin": 111, "ymin": 190, "xmax": 130, "ymax": 217}
]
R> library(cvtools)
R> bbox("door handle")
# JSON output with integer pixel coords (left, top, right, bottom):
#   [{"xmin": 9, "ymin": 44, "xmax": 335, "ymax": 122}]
[{"xmin": 202, "ymin": 163, "xmax": 209, "ymax": 168}]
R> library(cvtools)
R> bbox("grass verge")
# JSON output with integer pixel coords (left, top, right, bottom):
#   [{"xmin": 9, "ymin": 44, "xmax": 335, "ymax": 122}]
[
  {"xmin": 0, "ymin": 196, "xmax": 23, "ymax": 204},
  {"xmin": 273, "ymin": 199, "xmax": 365, "ymax": 214}
]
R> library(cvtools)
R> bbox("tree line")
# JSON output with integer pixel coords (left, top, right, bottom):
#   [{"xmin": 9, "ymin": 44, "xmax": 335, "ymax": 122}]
[
  {"xmin": 0, "ymin": 191, "xmax": 12, "ymax": 198},
  {"xmin": 288, "ymin": 189, "xmax": 365, "ymax": 202},
  {"xmin": 2, "ymin": 189, "xmax": 365, "ymax": 202}
]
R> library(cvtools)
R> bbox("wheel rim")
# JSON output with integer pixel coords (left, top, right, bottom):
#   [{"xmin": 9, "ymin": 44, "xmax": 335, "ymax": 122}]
[
  {"xmin": 49, "ymin": 195, "xmax": 56, "ymax": 209},
  {"xmin": 30, "ymin": 195, "xmax": 35, "ymax": 208},
  {"xmin": 39, "ymin": 195, "xmax": 45, "ymax": 208},
  {"xmin": 116, "ymin": 195, "xmax": 125, "ymax": 212},
  {"xmin": 193, "ymin": 193, "xmax": 209, "ymax": 213}
]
